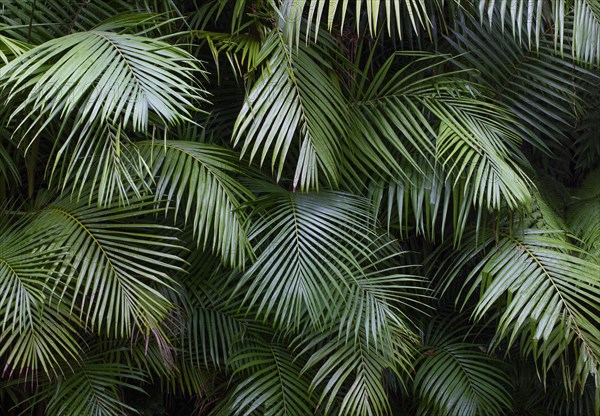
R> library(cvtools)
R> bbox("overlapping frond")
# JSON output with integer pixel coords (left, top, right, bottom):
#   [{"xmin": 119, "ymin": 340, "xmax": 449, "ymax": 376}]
[
  {"xmin": 56, "ymin": 123, "xmax": 148, "ymax": 205},
  {"xmin": 1, "ymin": 0, "xmax": 598, "ymax": 413},
  {"xmin": 301, "ymin": 323, "xmax": 415, "ymax": 416},
  {"xmin": 235, "ymin": 185, "xmax": 428, "ymax": 337},
  {"xmin": 233, "ymin": 31, "xmax": 347, "ymax": 189},
  {"xmin": 0, "ymin": 0, "xmax": 135, "ymax": 43},
  {"xmin": 433, "ymin": 99, "xmax": 532, "ymax": 210},
  {"xmin": 415, "ymin": 342, "xmax": 513, "ymax": 415},
  {"xmin": 0, "ymin": 213, "xmax": 80, "ymax": 377},
  {"xmin": 355, "ymin": 53, "xmax": 532, "ymax": 210},
  {"xmin": 29, "ymin": 192, "xmax": 184, "ymax": 337},
  {"xmin": 195, "ymin": 30, "xmax": 264, "ymax": 78},
  {"xmin": 449, "ymin": 15, "xmax": 595, "ymax": 151},
  {"xmin": 230, "ymin": 185, "xmax": 426, "ymax": 415},
  {"xmin": 440, "ymin": 227, "xmax": 600, "ymax": 389},
  {"xmin": 222, "ymin": 342, "xmax": 316, "ymax": 416},
  {"xmin": 137, "ymin": 140, "xmax": 252, "ymax": 267},
  {"xmin": 236, "ymin": 187, "xmax": 376, "ymax": 327},
  {"xmin": 414, "ymin": 317, "xmax": 513, "ymax": 416},
  {"xmin": 0, "ymin": 29, "xmax": 204, "ymax": 142},
  {"xmin": 355, "ymin": 53, "xmax": 533, "ymax": 240},
  {"xmin": 475, "ymin": 0, "xmax": 600, "ymax": 66},
  {"xmin": 29, "ymin": 359, "xmax": 145, "ymax": 416},
  {"xmin": 370, "ymin": 158, "xmax": 483, "ymax": 241},
  {"xmin": 178, "ymin": 255, "xmax": 249, "ymax": 368}
]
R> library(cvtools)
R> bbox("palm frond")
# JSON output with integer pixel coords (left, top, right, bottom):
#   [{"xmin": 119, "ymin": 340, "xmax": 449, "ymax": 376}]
[
  {"xmin": 440, "ymin": 226, "xmax": 600, "ymax": 390},
  {"xmin": 300, "ymin": 323, "xmax": 415, "ymax": 416},
  {"xmin": 370, "ymin": 158, "xmax": 483, "ymax": 241},
  {"xmin": 0, "ymin": 29, "xmax": 205, "ymax": 145},
  {"xmin": 0, "ymin": 29, "xmax": 30, "ymax": 64},
  {"xmin": 0, "ymin": 135, "xmax": 19, "ymax": 186},
  {"xmin": 414, "ymin": 316, "xmax": 513, "ymax": 416},
  {"xmin": 0, "ymin": 0, "xmax": 136, "ymax": 43},
  {"xmin": 106, "ymin": 336, "xmax": 213, "ymax": 398},
  {"xmin": 27, "ymin": 357, "xmax": 146, "ymax": 416},
  {"xmin": 233, "ymin": 30, "xmax": 347, "ymax": 190},
  {"xmin": 0, "ymin": 212, "xmax": 80, "ymax": 378},
  {"xmin": 415, "ymin": 342, "xmax": 513, "ymax": 415},
  {"xmin": 236, "ymin": 187, "xmax": 373, "ymax": 327},
  {"xmin": 136, "ymin": 140, "xmax": 253, "ymax": 267},
  {"xmin": 28, "ymin": 191, "xmax": 185, "ymax": 337},
  {"xmin": 235, "ymin": 186, "xmax": 423, "ymax": 330},
  {"xmin": 221, "ymin": 341, "xmax": 316, "ymax": 416},
  {"xmin": 568, "ymin": 169, "xmax": 600, "ymax": 256},
  {"xmin": 194, "ymin": 29, "xmax": 264, "ymax": 79},
  {"xmin": 434, "ymin": 101, "xmax": 532, "ymax": 210},
  {"xmin": 231, "ymin": 185, "xmax": 425, "ymax": 415},
  {"xmin": 56, "ymin": 123, "xmax": 148, "ymax": 206},
  {"xmin": 355, "ymin": 53, "xmax": 533, "ymax": 240},
  {"xmin": 177, "ymin": 252, "xmax": 250, "ymax": 368},
  {"xmin": 475, "ymin": 0, "xmax": 600, "ymax": 66},
  {"xmin": 278, "ymin": 0, "xmax": 436, "ymax": 41},
  {"xmin": 569, "ymin": 0, "xmax": 600, "ymax": 65},
  {"xmin": 449, "ymin": 14, "xmax": 595, "ymax": 152}
]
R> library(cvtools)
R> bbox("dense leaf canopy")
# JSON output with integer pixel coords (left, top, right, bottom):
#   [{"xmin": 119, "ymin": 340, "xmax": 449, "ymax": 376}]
[{"xmin": 0, "ymin": 1, "xmax": 598, "ymax": 415}]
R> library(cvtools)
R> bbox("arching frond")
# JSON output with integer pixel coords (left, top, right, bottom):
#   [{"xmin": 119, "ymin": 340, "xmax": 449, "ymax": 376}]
[
  {"xmin": 27, "ymin": 358, "xmax": 146, "ymax": 416},
  {"xmin": 136, "ymin": 140, "xmax": 253, "ymax": 267},
  {"xmin": 0, "ymin": 213, "xmax": 80, "ymax": 378},
  {"xmin": 235, "ymin": 186, "xmax": 429, "ymax": 336},
  {"xmin": 433, "ymin": 101, "xmax": 533, "ymax": 210},
  {"xmin": 415, "ymin": 342, "xmax": 513, "ymax": 415},
  {"xmin": 414, "ymin": 316, "xmax": 513, "ymax": 416},
  {"xmin": 236, "ymin": 187, "xmax": 376, "ymax": 327},
  {"xmin": 441, "ymin": 227, "xmax": 600, "ymax": 390},
  {"xmin": 301, "ymin": 323, "xmax": 416, "ymax": 416},
  {"xmin": 0, "ymin": 29, "xmax": 204, "ymax": 144},
  {"xmin": 233, "ymin": 31, "xmax": 347, "ymax": 190},
  {"xmin": 230, "ymin": 185, "xmax": 425, "ymax": 415},
  {"xmin": 56, "ymin": 123, "xmax": 148, "ymax": 206},
  {"xmin": 221, "ymin": 342, "xmax": 316, "ymax": 416},
  {"xmin": 355, "ymin": 53, "xmax": 533, "ymax": 239},
  {"xmin": 28, "ymin": 192, "xmax": 184, "ymax": 337}
]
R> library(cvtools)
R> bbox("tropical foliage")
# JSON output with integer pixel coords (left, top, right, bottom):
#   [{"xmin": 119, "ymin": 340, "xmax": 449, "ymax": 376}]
[{"xmin": 0, "ymin": 0, "xmax": 599, "ymax": 415}]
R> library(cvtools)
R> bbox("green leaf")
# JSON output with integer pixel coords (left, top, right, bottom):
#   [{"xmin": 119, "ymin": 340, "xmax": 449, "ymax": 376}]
[
  {"xmin": 0, "ymin": 29, "xmax": 204, "ymax": 142},
  {"xmin": 443, "ymin": 227, "xmax": 600, "ymax": 389},
  {"xmin": 29, "ymin": 357, "xmax": 146, "ymax": 416},
  {"xmin": 136, "ymin": 140, "xmax": 253, "ymax": 267},
  {"xmin": 30, "ymin": 191, "xmax": 185, "ymax": 337},
  {"xmin": 223, "ymin": 342, "xmax": 316, "ymax": 416},
  {"xmin": 0, "ymin": 212, "xmax": 80, "ymax": 377},
  {"xmin": 233, "ymin": 31, "xmax": 347, "ymax": 190},
  {"xmin": 415, "ymin": 317, "xmax": 513, "ymax": 416}
]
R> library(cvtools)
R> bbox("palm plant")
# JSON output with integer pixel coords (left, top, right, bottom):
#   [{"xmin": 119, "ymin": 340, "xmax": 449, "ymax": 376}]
[{"xmin": 0, "ymin": 0, "xmax": 598, "ymax": 415}]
